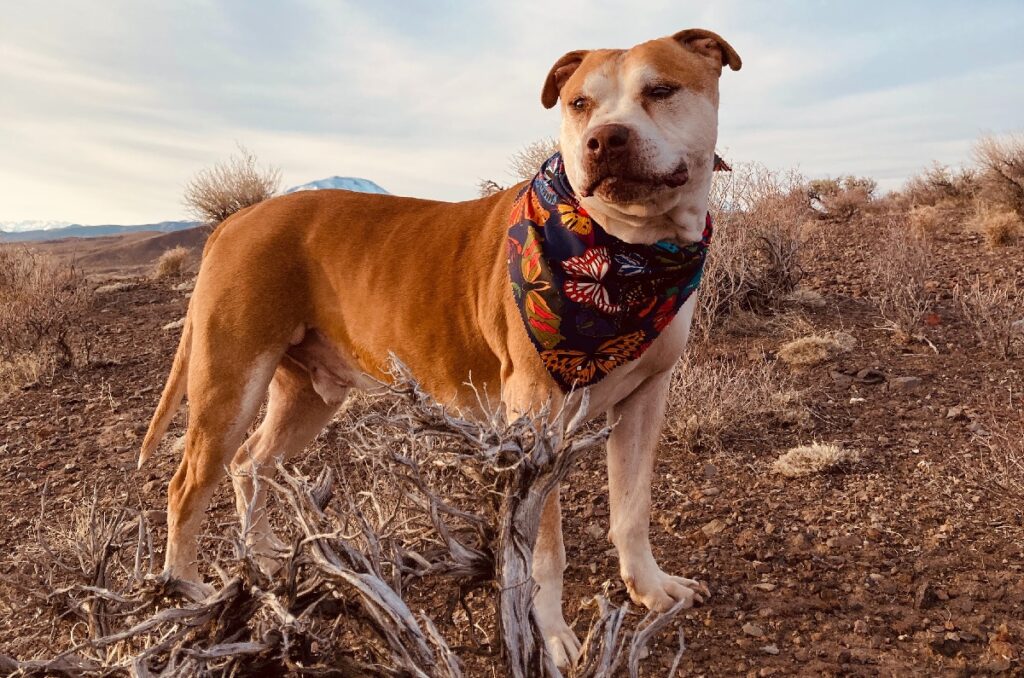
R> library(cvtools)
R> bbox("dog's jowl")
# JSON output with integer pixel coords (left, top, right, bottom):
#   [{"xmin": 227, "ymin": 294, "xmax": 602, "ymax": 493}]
[{"xmin": 141, "ymin": 28, "xmax": 740, "ymax": 668}]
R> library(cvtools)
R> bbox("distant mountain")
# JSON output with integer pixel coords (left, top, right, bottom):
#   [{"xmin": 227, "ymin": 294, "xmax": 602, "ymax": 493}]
[
  {"xmin": 285, "ymin": 176, "xmax": 389, "ymax": 195},
  {"xmin": 0, "ymin": 219, "xmax": 75, "ymax": 233},
  {"xmin": 0, "ymin": 220, "xmax": 200, "ymax": 243}
]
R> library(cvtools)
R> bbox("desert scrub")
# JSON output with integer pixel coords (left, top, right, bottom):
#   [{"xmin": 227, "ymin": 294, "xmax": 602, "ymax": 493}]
[
  {"xmin": 183, "ymin": 144, "xmax": 280, "ymax": 225},
  {"xmin": 969, "ymin": 205, "xmax": 1022, "ymax": 247},
  {"xmin": 772, "ymin": 442, "xmax": 860, "ymax": 478},
  {"xmin": 152, "ymin": 245, "xmax": 190, "ymax": 279},
  {"xmin": 869, "ymin": 220, "xmax": 935, "ymax": 344},
  {"xmin": 665, "ymin": 350, "xmax": 809, "ymax": 450},
  {"xmin": 0, "ymin": 248, "xmax": 93, "ymax": 397},
  {"xmin": 953, "ymin": 276, "xmax": 1024, "ymax": 358},
  {"xmin": 777, "ymin": 332, "xmax": 855, "ymax": 368},
  {"xmin": 972, "ymin": 133, "xmax": 1024, "ymax": 218}
]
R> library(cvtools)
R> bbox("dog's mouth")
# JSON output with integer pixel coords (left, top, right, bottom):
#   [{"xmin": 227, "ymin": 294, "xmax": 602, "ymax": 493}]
[{"xmin": 580, "ymin": 162, "xmax": 689, "ymax": 201}]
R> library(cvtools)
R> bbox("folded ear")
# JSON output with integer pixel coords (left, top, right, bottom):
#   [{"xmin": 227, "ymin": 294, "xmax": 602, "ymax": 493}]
[
  {"xmin": 541, "ymin": 50, "xmax": 590, "ymax": 109},
  {"xmin": 672, "ymin": 29, "xmax": 742, "ymax": 72}
]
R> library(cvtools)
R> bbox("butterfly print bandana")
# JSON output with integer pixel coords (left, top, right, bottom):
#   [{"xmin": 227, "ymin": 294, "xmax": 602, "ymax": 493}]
[{"xmin": 507, "ymin": 153, "xmax": 712, "ymax": 392}]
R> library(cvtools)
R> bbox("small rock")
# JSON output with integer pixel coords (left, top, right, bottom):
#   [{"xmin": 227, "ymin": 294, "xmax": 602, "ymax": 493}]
[
  {"xmin": 163, "ymin": 317, "xmax": 186, "ymax": 331},
  {"xmin": 585, "ymin": 523, "xmax": 605, "ymax": 540},
  {"xmin": 63, "ymin": 462, "xmax": 79, "ymax": 473},
  {"xmin": 830, "ymin": 370, "xmax": 854, "ymax": 387},
  {"xmin": 890, "ymin": 376, "xmax": 923, "ymax": 391},
  {"xmin": 702, "ymin": 487, "xmax": 720, "ymax": 497},
  {"xmin": 145, "ymin": 509, "xmax": 167, "ymax": 526},
  {"xmin": 946, "ymin": 406, "xmax": 966, "ymax": 420},
  {"xmin": 754, "ymin": 583, "xmax": 777, "ymax": 592},
  {"xmin": 702, "ymin": 462, "xmax": 719, "ymax": 479},
  {"xmin": 95, "ymin": 281, "xmax": 135, "ymax": 294},
  {"xmin": 855, "ymin": 368, "xmax": 886, "ymax": 384},
  {"xmin": 702, "ymin": 518, "xmax": 727, "ymax": 536},
  {"xmin": 174, "ymin": 279, "xmax": 196, "ymax": 292},
  {"xmin": 1011, "ymin": 319, "xmax": 1024, "ymax": 336},
  {"xmin": 761, "ymin": 643, "xmax": 780, "ymax": 655},
  {"xmin": 742, "ymin": 622, "xmax": 765, "ymax": 638},
  {"xmin": 854, "ymin": 619, "xmax": 868, "ymax": 633}
]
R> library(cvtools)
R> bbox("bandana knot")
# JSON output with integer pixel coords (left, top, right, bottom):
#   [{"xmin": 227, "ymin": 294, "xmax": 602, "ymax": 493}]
[{"xmin": 507, "ymin": 153, "xmax": 711, "ymax": 391}]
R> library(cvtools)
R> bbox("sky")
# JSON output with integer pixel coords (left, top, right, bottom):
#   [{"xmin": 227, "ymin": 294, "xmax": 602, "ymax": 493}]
[{"xmin": 1, "ymin": 0, "xmax": 1023, "ymax": 226}]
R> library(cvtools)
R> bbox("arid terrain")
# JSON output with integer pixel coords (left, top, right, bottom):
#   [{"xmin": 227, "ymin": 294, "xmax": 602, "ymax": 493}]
[{"xmin": 1, "ymin": 153, "xmax": 1023, "ymax": 676}]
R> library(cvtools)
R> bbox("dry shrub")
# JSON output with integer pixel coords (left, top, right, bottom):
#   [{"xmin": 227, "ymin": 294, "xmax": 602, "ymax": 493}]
[
  {"xmin": 697, "ymin": 163, "xmax": 809, "ymax": 338},
  {"xmin": 478, "ymin": 138, "xmax": 560, "ymax": 197},
  {"xmin": 152, "ymin": 245, "xmax": 190, "ymax": 279},
  {"xmin": 772, "ymin": 442, "xmax": 860, "ymax": 478},
  {"xmin": 0, "ymin": 248, "xmax": 93, "ymax": 396},
  {"xmin": 666, "ymin": 351, "xmax": 807, "ymax": 450},
  {"xmin": 807, "ymin": 176, "xmax": 876, "ymax": 223},
  {"xmin": 972, "ymin": 133, "xmax": 1024, "ymax": 218},
  {"xmin": 969, "ymin": 205, "xmax": 1022, "ymax": 246},
  {"xmin": 908, "ymin": 204, "xmax": 945, "ymax": 235},
  {"xmin": 954, "ymin": 276, "xmax": 1024, "ymax": 358},
  {"xmin": 901, "ymin": 162, "xmax": 978, "ymax": 208},
  {"xmin": 777, "ymin": 332, "xmax": 855, "ymax": 368},
  {"xmin": 870, "ymin": 220, "xmax": 935, "ymax": 343},
  {"xmin": 183, "ymin": 144, "xmax": 280, "ymax": 225}
]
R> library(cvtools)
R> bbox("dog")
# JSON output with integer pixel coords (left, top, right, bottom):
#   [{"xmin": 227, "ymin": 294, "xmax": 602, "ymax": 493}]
[{"xmin": 140, "ymin": 28, "xmax": 740, "ymax": 667}]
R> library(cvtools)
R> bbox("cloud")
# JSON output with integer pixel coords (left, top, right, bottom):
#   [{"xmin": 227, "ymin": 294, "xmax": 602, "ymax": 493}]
[{"xmin": 0, "ymin": 0, "xmax": 1022, "ymax": 223}]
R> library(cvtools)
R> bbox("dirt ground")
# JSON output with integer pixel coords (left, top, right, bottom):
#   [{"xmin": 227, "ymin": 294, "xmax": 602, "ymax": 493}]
[{"xmin": 1, "ymin": 215, "xmax": 1022, "ymax": 676}]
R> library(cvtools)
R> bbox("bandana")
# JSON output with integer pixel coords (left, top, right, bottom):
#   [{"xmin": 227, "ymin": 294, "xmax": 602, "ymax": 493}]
[{"xmin": 507, "ymin": 153, "xmax": 712, "ymax": 392}]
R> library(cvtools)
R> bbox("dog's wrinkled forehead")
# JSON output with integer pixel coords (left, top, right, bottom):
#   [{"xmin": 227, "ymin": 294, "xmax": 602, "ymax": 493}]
[{"xmin": 541, "ymin": 30, "xmax": 741, "ymax": 111}]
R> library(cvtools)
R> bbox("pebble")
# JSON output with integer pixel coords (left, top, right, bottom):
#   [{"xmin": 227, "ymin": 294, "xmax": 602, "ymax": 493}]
[
  {"xmin": 742, "ymin": 622, "xmax": 765, "ymax": 637},
  {"xmin": 702, "ymin": 518, "xmax": 727, "ymax": 536},
  {"xmin": 890, "ymin": 376, "xmax": 923, "ymax": 391},
  {"xmin": 162, "ymin": 317, "xmax": 186, "ymax": 331},
  {"xmin": 761, "ymin": 644, "xmax": 780, "ymax": 655}
]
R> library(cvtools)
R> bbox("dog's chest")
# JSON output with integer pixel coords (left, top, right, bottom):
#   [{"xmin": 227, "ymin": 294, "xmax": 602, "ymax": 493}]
[{"xmin": 581, "ymin": 294, "xmax": 696, "ymax": 414}]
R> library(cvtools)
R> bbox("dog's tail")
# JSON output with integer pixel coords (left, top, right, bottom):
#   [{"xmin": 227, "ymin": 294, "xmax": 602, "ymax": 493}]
[{"xmin": 138, "ymin": 312, "xmax": 192, "ymax": 469}]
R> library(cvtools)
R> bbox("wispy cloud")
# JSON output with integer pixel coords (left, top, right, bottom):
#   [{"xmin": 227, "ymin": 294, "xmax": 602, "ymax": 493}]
[{"xmin": 1, "ymin": 0, "xmax": 1022, "ymax": 223}]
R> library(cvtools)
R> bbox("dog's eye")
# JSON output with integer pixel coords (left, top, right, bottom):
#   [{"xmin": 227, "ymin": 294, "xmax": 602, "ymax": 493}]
[
  {"xmin": 569, "ymin": 96, "xmax": 590, "ymax": 111},
  {"xmin": 645, "ymin": 85, "xmax": 679, "ymax": 99}
]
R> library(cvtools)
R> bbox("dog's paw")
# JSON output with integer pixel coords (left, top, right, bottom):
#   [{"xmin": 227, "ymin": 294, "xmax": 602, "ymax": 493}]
[
  {"xmin": 623, "ymin": 566, "xmax": 709, "ymax": 612},
  {"xmin": 147, "ymin": 569, "xmax": 216, "ymax": 602},
  {"xmin": 541, "ymin": 617, "xmax": 581, "ymax": 669}
]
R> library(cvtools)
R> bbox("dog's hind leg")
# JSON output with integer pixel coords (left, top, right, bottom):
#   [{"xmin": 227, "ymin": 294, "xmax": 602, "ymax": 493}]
[
  {"xmin": 230, "ymin": 356, "xmax": 344, "ymax": 569},
  {"xmin": 163, "ymin": 344, "xmax": 279, "ymax": 587}
]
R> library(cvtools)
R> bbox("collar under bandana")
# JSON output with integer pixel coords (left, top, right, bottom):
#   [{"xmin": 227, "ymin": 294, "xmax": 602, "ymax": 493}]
[{"xmin": 507, "ymin": 153, "xmax": 712, "ymax": 392}]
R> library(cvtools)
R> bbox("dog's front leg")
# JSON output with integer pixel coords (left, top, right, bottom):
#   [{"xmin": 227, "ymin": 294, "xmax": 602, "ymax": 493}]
[{"xmin": 607, "ymin": 371, "xmax": 709, "ymax": 611}]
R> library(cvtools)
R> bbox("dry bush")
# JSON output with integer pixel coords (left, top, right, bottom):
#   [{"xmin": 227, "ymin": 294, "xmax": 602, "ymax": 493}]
[
  {"xmin": 2, "ymin": 371, "xmax": 693, "ymax": 677},
  {"xmin": 869, "ymin": 220, "xmax": 936, "ymax": 343},
  {"xmin": 772, "ymin": 443, "xmax": 860, "ymax": 478},
  {"xmin": 901, "ymin": 162, "xmax": 978, "ymax": 208},
  {"xmin": 183, "ymin": 145, "xmax": 280, "ymax": 225},
  {"xmin": 152, "ymin": 245, "xmax": 190, "ymax": 279},
  {"xmin": 665, "ymin": 350, "xmax": 808, "ymax": 450},
  {"xmin": 777, "ymin": 332, "xmax": 855, "ymax": 368},
  {"xmin": 508, "ymin": 138, "xmax": 560, "ymax": 182},
  {"xmin": 908, "ymin": 204, "xmax": 945, "ymax": 235},
  {"xmin": 953, "ymin": 276, "xmax": 1024, "ymax": 358},
  {"xmin": 696, "ymin": 163, "xmax": 809, "ymax": 338},
  {"xmin": 478, "ymin": 138, "xmax": 560, "ymax": 197},
  {"xmin": 969, "ymin": 205, "xmax": 1022, "ymax": 246},
  {"xmin": 807, "ymin": 176, "xmax": 876, "ymax": 223},
  {"xmin": 972, "ymin": 133, "xmax": 1024, "ymax": 218},
  {"xmin": 0, "ymin": 248, "xmax": 93, "ymax": 396}
]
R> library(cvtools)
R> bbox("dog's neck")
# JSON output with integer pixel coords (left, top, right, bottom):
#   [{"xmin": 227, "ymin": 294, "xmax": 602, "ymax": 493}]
[{"xmin": 576, "ymin": 171, "xmax": 712, "ymax": 246}]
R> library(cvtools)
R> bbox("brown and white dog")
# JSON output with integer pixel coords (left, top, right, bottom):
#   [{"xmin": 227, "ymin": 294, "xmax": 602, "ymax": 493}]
[{"xmin": 140, "ymin": 28, "xmax": 740, "ymax": 667}]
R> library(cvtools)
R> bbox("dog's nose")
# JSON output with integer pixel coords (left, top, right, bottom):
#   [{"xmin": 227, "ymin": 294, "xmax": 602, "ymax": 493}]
[{"xmin": 585, "ymin": 124, "xmax": 631, "ymax": 161}]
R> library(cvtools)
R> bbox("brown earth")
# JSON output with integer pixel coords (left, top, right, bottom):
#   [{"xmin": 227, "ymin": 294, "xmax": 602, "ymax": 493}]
[{"xmin": 1, "ymin": 219, "xmax": 1022, "ymax": 676}]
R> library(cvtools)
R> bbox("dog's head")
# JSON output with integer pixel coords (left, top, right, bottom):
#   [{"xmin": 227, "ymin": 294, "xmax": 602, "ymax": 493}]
[{"xmin": 542, "ymin": 29, "xmax": 741, "ymax": 242}]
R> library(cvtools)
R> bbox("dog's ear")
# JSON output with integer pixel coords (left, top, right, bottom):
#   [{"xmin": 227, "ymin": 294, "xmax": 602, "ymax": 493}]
[
  {"xmin": 541, "ymin": 50, "xmax": 590, "ymax": 109},
  {"xmin": 672, "ymin": 29, "xmax": 742, "ymax": 72}
]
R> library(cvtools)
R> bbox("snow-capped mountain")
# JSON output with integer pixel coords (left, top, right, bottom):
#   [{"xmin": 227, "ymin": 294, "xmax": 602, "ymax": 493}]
[
  {"xmin": 285, "ymin": 176, "xmax": 389, "ymax": 195},
  {"xmin": 0, "ymin": 219, "xmax": 74, "ymax": 233}
]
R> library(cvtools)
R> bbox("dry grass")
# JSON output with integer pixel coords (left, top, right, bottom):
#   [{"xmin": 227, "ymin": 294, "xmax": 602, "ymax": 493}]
[
  {"xmin": 152, "ymin": 245, "xmax": 190, "ymax": 279},
  {"xmin": 870, "ymin": 220, "xmax": 935, "ymax": 344},
  {"xmin": 953, "ymin": 276, "xmax": 1024, "ymax": 358},
  {"xmin": 183, "ymin": 144, "xmax": 280, "ymax": 225},
  {"xmin": 665, "ymin": 350, "xmax": 808, "ymax": 450},
  {"xmin": 0, "ymin": 248, "xmax": 93, "ymax": 397},
  {"xmin": 972, "ymin": 133, "xmax": 1024, "ymax": 218},
  {"xmin": 478, "ymin": 138, "xmax": 560, "ymax": 197},
  {"xmin": 969, "ymin": 205, "xmax": 1022, "ymax": 247},
  {"xmin": 777, "ymin": 332, "xmax": 855, "ymax": 368},
  {"xmin": 772, "ymin": 443, "xmax": 860, "ymax": 478}
]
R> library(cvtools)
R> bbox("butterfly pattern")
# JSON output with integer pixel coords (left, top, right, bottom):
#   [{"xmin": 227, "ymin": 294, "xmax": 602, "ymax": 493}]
[{"xmin": 507, "ymin": 152, "xmax": 715, "ymax": 391}]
